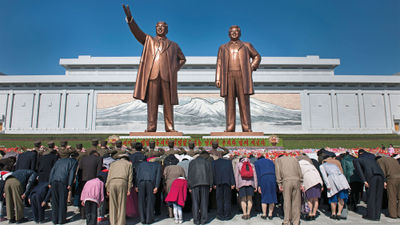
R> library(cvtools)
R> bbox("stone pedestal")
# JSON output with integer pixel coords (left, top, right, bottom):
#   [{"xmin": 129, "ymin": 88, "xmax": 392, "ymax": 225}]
[
  {"xmin": 209, "ymin": 132, "xmax": 264, "ymax": 136},
  {"xmin": 129, "ymin": 131, "xmax": 183, "ymax": 136}
]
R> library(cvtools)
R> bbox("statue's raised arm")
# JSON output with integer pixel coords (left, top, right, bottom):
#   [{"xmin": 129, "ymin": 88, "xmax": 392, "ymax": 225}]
[{"xmin": 123, "ymin": 4, "xmax": 146, "ymax": 45}]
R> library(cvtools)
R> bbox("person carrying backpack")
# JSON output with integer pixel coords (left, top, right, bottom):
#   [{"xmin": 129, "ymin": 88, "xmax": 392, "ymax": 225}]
[{"xmin": 234, "ymin": 157, "xmax": 258, "ymax": 220}]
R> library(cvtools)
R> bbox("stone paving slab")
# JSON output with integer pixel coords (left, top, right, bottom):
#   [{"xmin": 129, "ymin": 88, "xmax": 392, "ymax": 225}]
[{"xmin": 12, "ymin": 203, "xmax": 399, "ymax": 225}]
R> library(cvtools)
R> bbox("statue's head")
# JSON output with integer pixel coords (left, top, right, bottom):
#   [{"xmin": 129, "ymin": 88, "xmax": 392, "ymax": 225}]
[
  {"xmin": 228, "ymin": 25, "xmax": 241, "ymax": 41},
  {"xmin": 156, "ymin": 21, "xmax": 168, "ymax": 37}
]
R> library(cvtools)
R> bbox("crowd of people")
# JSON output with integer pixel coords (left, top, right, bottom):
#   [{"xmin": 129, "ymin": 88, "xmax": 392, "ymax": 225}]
[{"xmin": 0, "ymin": 139, "xmax": 399, "ymax": 225}]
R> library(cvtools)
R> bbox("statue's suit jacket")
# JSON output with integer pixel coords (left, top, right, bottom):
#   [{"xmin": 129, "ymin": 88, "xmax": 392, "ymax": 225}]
[
  {"xmin": 133, "ymin": 35, "xmax": 185, "ymax": 105},
  {"xmin": 216, "ymin": 41, "xmax": 261, "ymax": 97}
]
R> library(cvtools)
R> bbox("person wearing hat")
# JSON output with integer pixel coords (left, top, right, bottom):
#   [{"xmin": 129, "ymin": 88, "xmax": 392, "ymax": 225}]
[
  {"xmin": 41, "ymin": 141, "xmax": 56, "ymax": 156},
  {"xmin": 33, "ymin": 141, "xmax": 42, "ymax": 154},
  {"xmin": 111, "ymin": 140, "xmax": 125, "ymax": 158},
  {"xmin": 58, "ymin": 140, "xmax": 71, "ymax": 159},
  {"xmin": 76, "ymin": 143, "xmax": 87, "ymax": 161},
  {"xmin": 89, "ymin": 139, "xmax": 99, "ymax": 152},
  {"xmin": 106, "ymin": 154, "xmax": 133, "ymax": 225},
  {"xmin": 97, "ymin": 140, "xmax": 109, "ymax": 157},
  {"xmin": 48, "ymin": 152, "xmax": 79, "ymax": 224},
  {"xmin": 210, "ymin": 141, "xmax": 229, "ymax": 160},
  {"xmin": 4, "ymin": 169, "xmax": 37, "ymax": 223}
]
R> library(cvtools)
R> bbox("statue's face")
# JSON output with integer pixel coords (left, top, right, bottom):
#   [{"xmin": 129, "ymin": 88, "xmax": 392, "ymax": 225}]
[
  {"xmin": 229, "ymin": 27, "xmax": 241, "ymax": 41},
  {"xmin": 156, "ymin": 22, "xmax": 168, "ymax": 37}
]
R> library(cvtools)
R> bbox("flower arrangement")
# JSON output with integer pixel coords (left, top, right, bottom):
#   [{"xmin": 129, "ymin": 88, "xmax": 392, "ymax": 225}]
[{"xmin": 269, "ymin": 135, "xmax": 279, "ymax": 146}]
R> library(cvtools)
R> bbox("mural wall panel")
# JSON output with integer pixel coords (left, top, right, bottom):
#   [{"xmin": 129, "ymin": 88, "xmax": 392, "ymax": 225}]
[
  {"xmin": 38, "ymin": 94, "xmax": 61, "ymax": 129},
  {"xmin": 309, "ymin": 94, "xmax": 333, "ymax": 129},
  {"xmin": 65, "ymin": 93, "xmax": 88, "ymax": 129},
  {"xmin": 363, "ymin": 94, "xmax": 386, "ymax": 128},
  {"xmin": 336, "ymin": 93, "xmax": 360, "ymax": 128},
  {"xmin": 96, "ymin": 93, "xmax": 302, "ymax": 133},
  {"xmin": 11, "ymin": 93, "xmax": 35, "ymax": 129}
]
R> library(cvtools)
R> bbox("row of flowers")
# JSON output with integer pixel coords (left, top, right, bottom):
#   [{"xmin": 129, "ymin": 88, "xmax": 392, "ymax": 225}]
[{"xmin": 2, "ymin": 146, "xmax": 398, "ymax": 160}]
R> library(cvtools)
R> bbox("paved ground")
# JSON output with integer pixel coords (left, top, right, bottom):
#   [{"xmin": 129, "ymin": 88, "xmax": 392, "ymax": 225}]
[{"xmin": 13, "ymin": 202, "xmax": 399, "ymax": 225}]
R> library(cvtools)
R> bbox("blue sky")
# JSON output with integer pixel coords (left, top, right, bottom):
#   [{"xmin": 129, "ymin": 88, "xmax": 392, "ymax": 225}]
[{"xmin": 0, "ymin": 0, "xmax": 399, "ymax": 75}]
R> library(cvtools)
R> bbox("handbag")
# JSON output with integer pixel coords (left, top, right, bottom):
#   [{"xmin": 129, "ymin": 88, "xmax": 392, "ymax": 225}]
[{"xmin": 301, "ymin": 193, "xmax": 310, "ymax": 215}]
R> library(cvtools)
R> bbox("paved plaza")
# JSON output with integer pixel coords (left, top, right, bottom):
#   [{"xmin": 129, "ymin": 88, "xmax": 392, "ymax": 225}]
[{"xmin": 13, "ymin": 202, "xmax": 399, "ymax": 225}]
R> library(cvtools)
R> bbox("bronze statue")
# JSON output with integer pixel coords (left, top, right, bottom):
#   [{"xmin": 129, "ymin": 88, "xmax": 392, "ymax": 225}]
[
  {"xmin": 216, "ymin": 25, "xmax": 261, "ymax": 132},
  {"xmin": 123, "ymin": 4, "xmax": 186, "ymax": 132}
]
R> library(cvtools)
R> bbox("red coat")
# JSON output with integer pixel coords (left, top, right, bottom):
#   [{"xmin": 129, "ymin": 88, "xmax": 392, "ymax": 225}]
[{"xmin": 165, "ymin": 178, "xmax": 187, "ymax": 207}]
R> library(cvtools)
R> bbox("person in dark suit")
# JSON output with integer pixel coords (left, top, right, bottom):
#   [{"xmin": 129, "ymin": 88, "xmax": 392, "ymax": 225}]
[
  {"xmin": 28, "ymin": 181, "xmax": 51, "ymax": 223},
  {"xmin": 212, "ymin": 153, "xmax": 235, "ymax": 220},
  {"xmin": 188, "ymin": 151, "xmax": 213, "ymax": 225},
  {"xmin": 353, "ymin": 149, "xmax": 385, "ymax": 221},
  {"xmin": 77, "ymin": 150, "xmax": 103, "ymax": 218},
  {"xmin": 37, "ymin": 149, "xmax": 59, "ymax": 183},
  {"xmin": 48, "ymin": 152, "xmax": 78, "ymax": 224},
  {"xmin": 15, "ymin": 147, "xmax": 38, "ymax": 171},
  {"xmin": 135, "ymin": 160, "xmax": 161, "ymax": 224}
]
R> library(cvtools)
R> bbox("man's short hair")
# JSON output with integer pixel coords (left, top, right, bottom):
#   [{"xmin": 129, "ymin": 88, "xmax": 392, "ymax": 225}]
[
  {"xmin": 156, "ymin": 21, "xmax": 168, "ymax": 27},
  {"xmin": 90, "ymin": 150, "xmax": 99, "ymax": 156},
  {"xmin": 69, "ymin": 151, "xmax": 79, "ymax": 158},
  {"xmin": 229, "ymin": 25, "xmax": 241, "ymax": 32},
  {"xmin": 135, "ymin": 142, "xmax": 143, "ymax": 151}
]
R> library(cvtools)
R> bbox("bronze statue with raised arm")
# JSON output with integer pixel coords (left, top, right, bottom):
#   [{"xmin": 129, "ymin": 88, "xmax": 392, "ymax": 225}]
[
  {"xmin": 123, "ymin": 4, "xmax": 186, "ymax": 132},
  {"xmin": 216, "ymin": 25, "xmax": 261, "ymax": 132}
]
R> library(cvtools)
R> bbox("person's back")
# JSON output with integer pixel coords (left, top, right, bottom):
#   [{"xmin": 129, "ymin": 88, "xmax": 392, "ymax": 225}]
[
  {"xmin": 275, "ymin": 156, "xmax": 303, "ymax": 225},
  {"xmin": 49, "ymin": 158, "xmax": 78, "ymax": 186},
  {"xmin": 377, "ymin": 156, "xmax": 400, "ymax": 218},
  {"xmin": 212, "ymin": 158, "xmax": 234, "ymax": 186},
  {"xmin": 188, "ymin": 156, "xmax": 213, "ymax": 188},
  {"xmin": 37, "ymin": 151, "xmax": 59, "ymax": 183},
  {"xmin": 15, "ymin": 150, "xmax": 38, "ymax": 171},
  {"xmin": 79, "ymin": 152, "xmax": 102, "ymax": 182},
  {"xmin": 275, "ymin": 156, "xmax": 302, "ymax": 182},
  {"xmin": 106, "ymin": 157, "xmax": 132, "ymax": 225},
  {"xmin": 136, "ymin": 161, "xmax": 161, "ymax": 187},
  {"xmin": 377, "ymin": 156, "xmax": 400, "ymax": 180},
  {"xmin": 341, "ymin": 154, "xmax": 361, "ymax": 183},
  {"xmin": 354, "ymin": 153, "xmax": 384, "ymax": 182},
  {"xmin": 106, "ymin": 158, "xmax": 132, "ymax": 186}
]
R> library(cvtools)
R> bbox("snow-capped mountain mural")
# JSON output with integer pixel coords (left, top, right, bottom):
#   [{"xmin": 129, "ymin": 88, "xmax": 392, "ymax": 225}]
[{"xmin": 96, "ymin": 95, "xmax": 302, "ymax": 133}]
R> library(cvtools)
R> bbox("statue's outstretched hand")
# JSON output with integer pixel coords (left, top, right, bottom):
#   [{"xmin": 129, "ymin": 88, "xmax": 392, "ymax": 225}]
[{"xmin": 123, "ymin": 4, "xmax": 133, "ymax": 22}]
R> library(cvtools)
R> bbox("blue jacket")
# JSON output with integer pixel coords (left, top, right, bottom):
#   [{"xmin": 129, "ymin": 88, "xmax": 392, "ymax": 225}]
[
  {"xmin": 135, "ymin": 161, "xmax": 161, "ymax": 188},
  {"xmin": 49, "ymin": 158, "xmax": 78, "ymax": 186},
  {"xmin": 10, "ymin": 169, "xmax": 37, "ymax": 196},
  {"xmin": 212, "ymin": 158, "xmax": 235, "ymax": 186}
]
